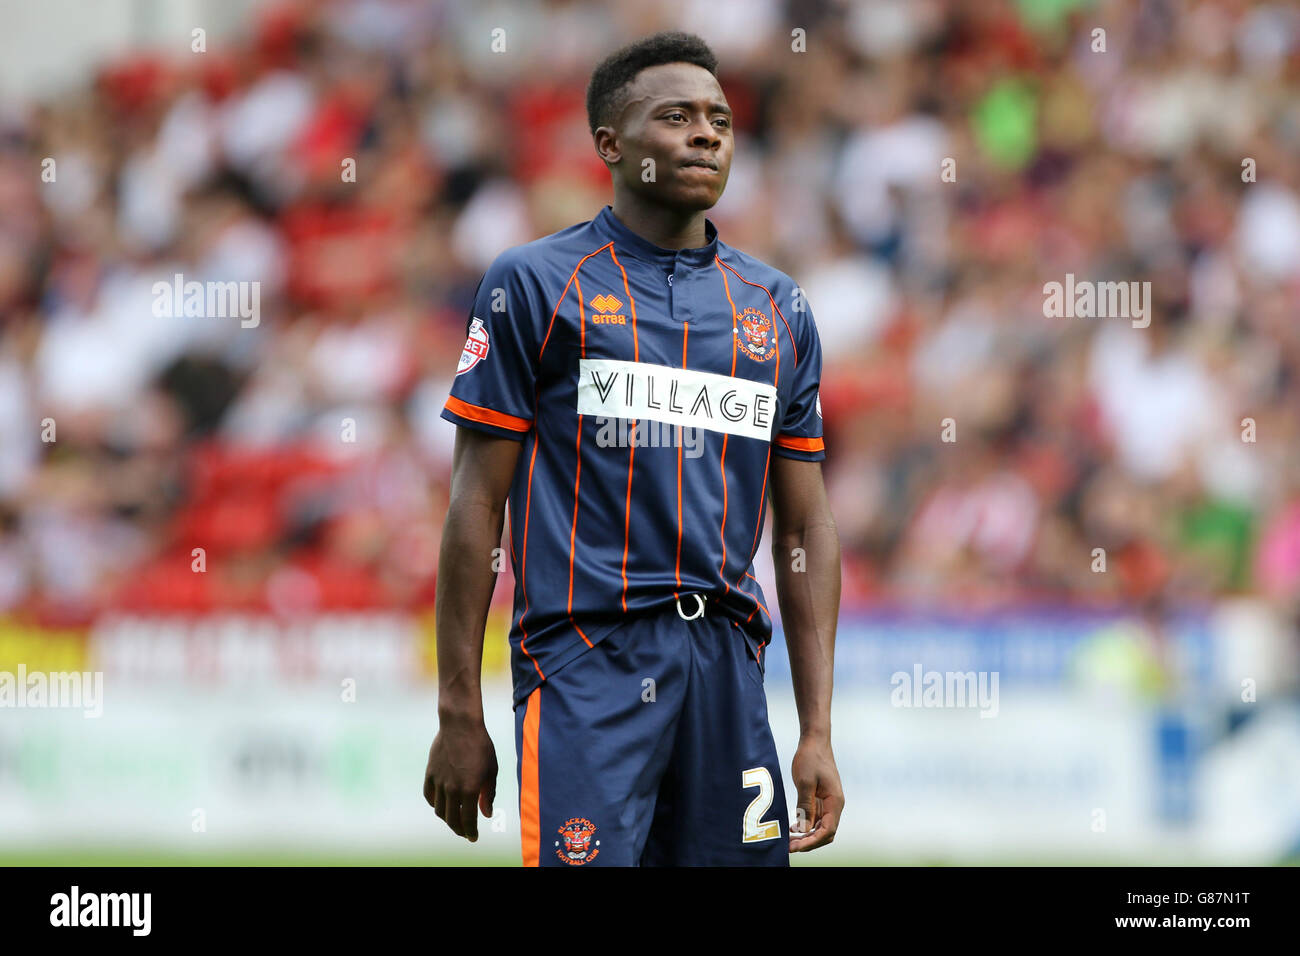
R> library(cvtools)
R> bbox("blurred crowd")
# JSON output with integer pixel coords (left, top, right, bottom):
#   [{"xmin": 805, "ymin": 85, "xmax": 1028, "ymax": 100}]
[{"xmin": 2, "ymin": 0, "xmax": 1300, "ymax": 625}]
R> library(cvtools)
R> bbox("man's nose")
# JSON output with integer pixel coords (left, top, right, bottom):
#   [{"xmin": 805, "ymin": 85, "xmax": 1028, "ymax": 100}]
[{"xmin": 688, "ymin": 121, "xmax": 720, "ymax": 147}]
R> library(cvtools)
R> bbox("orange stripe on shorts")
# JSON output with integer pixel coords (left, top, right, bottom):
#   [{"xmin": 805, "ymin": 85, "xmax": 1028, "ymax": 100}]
[{"xmin": 520, "ymin": 687, "xmax": 542, "ymax": 866}]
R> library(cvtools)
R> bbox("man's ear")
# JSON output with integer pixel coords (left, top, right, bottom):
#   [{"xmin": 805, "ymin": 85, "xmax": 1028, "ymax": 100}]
[{"xmin": 593, "ymin": 126, "xmax": 621, "ymax": 166}]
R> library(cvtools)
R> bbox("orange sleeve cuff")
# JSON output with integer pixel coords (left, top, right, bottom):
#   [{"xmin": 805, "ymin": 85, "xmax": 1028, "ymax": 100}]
[
  {"xmin": 444, "ymin": 396, "xmax": 532, "ymax": 433},
  {"xmin": 774, "ymin": 434, "xmax": 825, "ymax": 453}
]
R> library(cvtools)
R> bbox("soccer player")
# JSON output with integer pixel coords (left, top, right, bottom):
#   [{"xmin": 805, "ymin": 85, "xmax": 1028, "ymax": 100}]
[{"xmin": 424, "ymin": 31, "xmax": 843, "ymax": 866}]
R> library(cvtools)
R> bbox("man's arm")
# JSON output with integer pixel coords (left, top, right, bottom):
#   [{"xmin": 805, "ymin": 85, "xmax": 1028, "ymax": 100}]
[
  {"xmin": 422, "ymin": 426, "xmax": 522, "ymax": 842},
  {"xmin": 768, "ymin": 454, "xmax": 843, "ymax": 851}
]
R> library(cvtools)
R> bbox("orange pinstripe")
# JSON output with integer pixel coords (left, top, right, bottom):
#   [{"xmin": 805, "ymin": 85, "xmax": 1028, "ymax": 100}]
[
  {"xmin": 608, "ymin": 247, "xmax": 640, "ymax": 362},
  {"xmin": 567, "ymin": 267, "xmax": 589, "ymax": 620},
  {"xmin": 619, "ymin": 445, "xmax": 636, "ymax": 612},
  {"xmin": 742, "ymin": 571, "xmax": 772, "ymax": 622},
  {"xmin": 620, "ymin": 442, "xmax": 636, "ymax": 614},
  {"xmin": 713, "ymin": 258, "xmax": 745, "ymax": 599},
  {"xmin": 610, "ymin": 247, "xmax": 640, "ymax": 613},
  {"xmin": 750, "ymin": 445, "xmax": 771, "ymax": 560}
]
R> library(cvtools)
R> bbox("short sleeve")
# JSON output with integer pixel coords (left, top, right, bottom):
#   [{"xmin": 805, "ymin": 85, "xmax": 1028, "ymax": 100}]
[
  {"xmin": 441, "ymin": 249, "xmax": 545, "ymax": 441},
  {"xmin": 772, "ymin": 287, "xmax": 826, "ymax": 462}
]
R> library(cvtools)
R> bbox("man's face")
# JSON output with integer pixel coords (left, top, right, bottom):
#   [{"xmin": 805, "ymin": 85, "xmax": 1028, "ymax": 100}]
[{"xmin": 599, "ymin": 62, "xmax": 733, "ymax": 211}]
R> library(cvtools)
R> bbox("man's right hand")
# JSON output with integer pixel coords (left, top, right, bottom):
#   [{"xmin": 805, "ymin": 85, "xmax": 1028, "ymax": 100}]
[{"xmin": 423, "ymin": 718, "xmax": 498, "ymax": 842}]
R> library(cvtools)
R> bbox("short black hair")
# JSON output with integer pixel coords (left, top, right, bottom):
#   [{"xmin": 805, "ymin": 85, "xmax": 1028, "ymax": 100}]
[{"xmin": 586, "ymin": 31, "xmax": 719, "ymax": 134}]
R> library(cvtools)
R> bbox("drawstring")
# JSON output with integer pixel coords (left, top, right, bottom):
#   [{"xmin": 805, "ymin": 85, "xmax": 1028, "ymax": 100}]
[{"xmin": 675, "ymin": 593, "xmax": 705, "ymax": 621}]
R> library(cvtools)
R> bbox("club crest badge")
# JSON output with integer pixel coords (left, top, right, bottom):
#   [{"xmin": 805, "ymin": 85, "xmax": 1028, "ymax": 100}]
[
  {"xmin": 555, "ymin": 817, "xmax": 600, "ymax": 865},
  {"xmin": 736, "ymin": 307, "xmax": 775, "ymax": 362},
  {"xmin": 456, "ymin": 317, "xmax": 489, "ymax": 375}
]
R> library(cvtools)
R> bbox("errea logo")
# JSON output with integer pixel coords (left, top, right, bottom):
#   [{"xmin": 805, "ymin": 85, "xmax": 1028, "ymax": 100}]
[{"xmin": 590, "ymin": 294, "xmax": 627, "ymax": 325}]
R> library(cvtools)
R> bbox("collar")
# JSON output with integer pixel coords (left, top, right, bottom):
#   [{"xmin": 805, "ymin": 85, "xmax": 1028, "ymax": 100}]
[{"xmin": 592, "ymin": 204, "xmax": 720, "ymax": 269}]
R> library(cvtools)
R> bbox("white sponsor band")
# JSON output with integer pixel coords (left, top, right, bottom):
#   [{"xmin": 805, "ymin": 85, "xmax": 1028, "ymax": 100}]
[{"xmin": 576, "ymin": 359, "xmax": 777, "ymax": 442}]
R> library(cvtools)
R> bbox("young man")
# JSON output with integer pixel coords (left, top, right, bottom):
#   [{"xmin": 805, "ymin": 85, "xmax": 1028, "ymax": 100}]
[{"xmin": 424, "ymin": 31, "xmax": 842, "ymax": 866}]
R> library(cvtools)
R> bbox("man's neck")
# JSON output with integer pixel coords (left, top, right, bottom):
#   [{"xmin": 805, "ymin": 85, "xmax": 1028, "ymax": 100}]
[{"xmin": 609, "ymin": 194, "xmax": 709, "ymax": 251}]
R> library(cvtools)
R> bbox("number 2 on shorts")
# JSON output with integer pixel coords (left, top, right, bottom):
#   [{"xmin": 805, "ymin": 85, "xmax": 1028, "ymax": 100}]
[{"xmin": 741, "ymin": 767, "xmax": 781, "ymax": 843}]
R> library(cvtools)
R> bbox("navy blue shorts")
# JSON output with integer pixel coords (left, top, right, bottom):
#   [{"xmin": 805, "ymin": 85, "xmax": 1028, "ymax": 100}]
[{"xmin": 513, "ymin": 594, "xmax": 789, "ymax": 867}]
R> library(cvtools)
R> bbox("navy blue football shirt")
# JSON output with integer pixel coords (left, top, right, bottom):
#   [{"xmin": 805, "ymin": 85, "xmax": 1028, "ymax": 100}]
[{"xmin": 442, "ymin": 204, "xmax": 825, "ymax": 704}]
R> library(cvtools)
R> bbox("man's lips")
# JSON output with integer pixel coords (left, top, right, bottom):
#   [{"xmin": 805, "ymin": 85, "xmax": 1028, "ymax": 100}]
[{"xmin": 680, "ymin": 160, "xmax": 719, "ymax": 173}]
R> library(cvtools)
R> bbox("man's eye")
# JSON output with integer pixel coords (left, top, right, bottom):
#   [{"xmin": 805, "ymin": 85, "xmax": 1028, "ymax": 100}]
[
  {"xmin": 666, "ymin": 112, "xmax": 685, "ymax": 121},
  {"xmin": 714, "ymin": 118, "xmax": 730, "ymax": 128}
]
